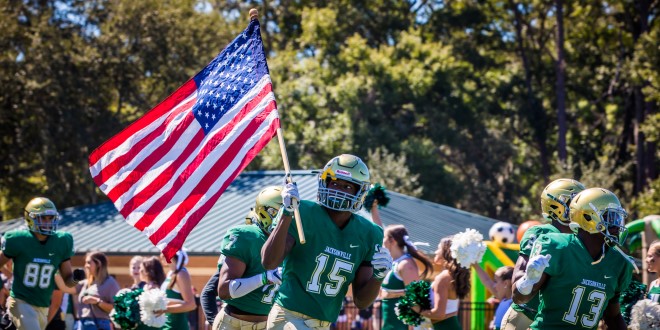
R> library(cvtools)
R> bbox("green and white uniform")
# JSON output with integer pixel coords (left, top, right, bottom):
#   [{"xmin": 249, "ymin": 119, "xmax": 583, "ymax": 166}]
[
  {"xmin": 529, "ymin": 233, "xmax": 633, "ymax": 330},
  {"xmin": 274, "ymin": 200, "xmax": 384, "ymax": 322},
  {"xmin": 1, "ymin": 229, "xmax": 74, "ymax": 307},
  {"xmin": 220, "ymin": 225, "xmax": 278, "ymax": 315},
  {"xmin": 381, "ymin": 254, "xmax": 410, "ymax": 330},
  {"xmin": 511, "ymin": 224, "xmax": 560, "ymax": 319},
  {"xmin": 162, "ymin": 273, "xmax": 190, "ymax": 330}
]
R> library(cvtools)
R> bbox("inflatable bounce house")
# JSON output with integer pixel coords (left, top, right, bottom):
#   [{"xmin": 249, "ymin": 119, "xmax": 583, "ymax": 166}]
[{"xmin": 469, "ymin": 220, "xmax": 541, "ymax": 330}]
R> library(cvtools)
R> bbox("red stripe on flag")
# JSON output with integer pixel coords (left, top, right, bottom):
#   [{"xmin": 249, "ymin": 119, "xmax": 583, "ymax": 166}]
[
  {"xmin": 160, "ymin": 116, "xmax": 280, "ymax": 259},
  {"xmin": 89, "ymin": 80, "xmax": 197, "ymax": 166},
  {"xmin": 151, "ymin": 101, "xmax": 277, "ymax": 244},
  {"xmin": 119, "ymin": 124, "xmax": 205, "ymax": 220},
  {"xmin": 104, "ymin": 106, "xmax": 197, "ymax": 201},
  {"xmin": 129, "ymin": 84, "xmax": 273, "ymax": 230},
  {"xmin": 92, "ymin": 96, "xmax": 196, "ymax": 188}
]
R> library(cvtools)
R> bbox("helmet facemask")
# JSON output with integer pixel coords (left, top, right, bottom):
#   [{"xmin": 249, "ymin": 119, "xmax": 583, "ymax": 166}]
[
  {"xmin": 316, "ymin": 155, "xmax": 370, "ymax": 213},
  {"xmin": 589, "ymin": 202, "xmax": 628, "ymax": 246},
  {"xmin": 544, "ymin": 192, "xmax": 578, "ymax": 226},
  {"xmin": 24, "ymin": 197, "xmax": 60, "ymax": 235},
  {"xmin": 318, "ymin": 177, "xmax": 368, "ymax": 212},
  {"xmin": 26, "ymin": 209, "xmax": 60, "ymax": 235}
]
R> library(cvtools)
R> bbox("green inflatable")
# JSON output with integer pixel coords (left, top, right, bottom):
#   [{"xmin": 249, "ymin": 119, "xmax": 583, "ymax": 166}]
[
  {"xmin": 470, "ymin": 241, "xmax": 519, "ymax": 330},
  {"xmin": 620, "ymin": 216, "xmax": 660, "ymax": 253}
]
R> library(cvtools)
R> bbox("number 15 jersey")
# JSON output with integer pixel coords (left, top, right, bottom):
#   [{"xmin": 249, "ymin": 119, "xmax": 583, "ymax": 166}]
[
  {"xmin": 529, "ymin": 233, "xmax": 632, "ymax": 330},
  {"xmin": 275, "ymin": 200, "xmax": 384, "ymax": 322}
]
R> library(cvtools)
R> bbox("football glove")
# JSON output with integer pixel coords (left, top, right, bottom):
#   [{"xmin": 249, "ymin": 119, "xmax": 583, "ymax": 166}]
[
  {"xmin": 263, "ymin": 267, "xmax": 283, "ymax": 285},
  {"xmin": 281, "ymin": 182, "xmax": 300, "ymax": 212},
  {"xmin": 372, "ymin": 245, "xmax": 393, "ymax": 280},
  {"xmin": 515, "ymin": 254, "xmax": 551, "ymax": 295},
  {"xmin": 73, "ymin": 268, "xmax": 86, "ymax": 283}
]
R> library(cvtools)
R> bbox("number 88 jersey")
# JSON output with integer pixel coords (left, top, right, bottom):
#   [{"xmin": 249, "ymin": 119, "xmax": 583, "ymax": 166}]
[
  {"xmin": 530, "ymin": 233, "xmax": 632, "ymax": 330},
  {"xmin": 1, "ymin": 229, "xmax": 74, "ymax": 307}
]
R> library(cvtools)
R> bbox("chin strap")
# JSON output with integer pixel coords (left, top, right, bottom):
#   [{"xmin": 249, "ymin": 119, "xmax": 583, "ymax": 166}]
[{"xmin": 591, "ymin": 244, "xmax": 606, "ymax": 265}]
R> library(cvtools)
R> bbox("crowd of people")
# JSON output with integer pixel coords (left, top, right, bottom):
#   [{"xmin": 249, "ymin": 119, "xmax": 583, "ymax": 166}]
[{"xmin": 0, "ymin": 153, "xmax": 657, "ymax": 330}]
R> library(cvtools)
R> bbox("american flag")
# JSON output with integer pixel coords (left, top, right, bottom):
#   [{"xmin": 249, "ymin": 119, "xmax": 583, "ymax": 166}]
[{"xmin": 88, "ymin": 19, "xmax": 279, "ymax": 260}]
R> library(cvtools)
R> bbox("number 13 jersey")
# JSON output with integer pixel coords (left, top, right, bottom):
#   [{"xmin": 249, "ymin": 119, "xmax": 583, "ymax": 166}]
[{"xmin": 529, "ymin": 233, "xmax": 632, "ymax": 330}]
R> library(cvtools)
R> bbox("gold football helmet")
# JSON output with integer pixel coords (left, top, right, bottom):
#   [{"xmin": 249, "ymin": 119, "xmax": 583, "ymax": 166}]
[
  {"xmin": 540, "ymin": 179, "xmax": 586, "ymax": 225},
  {"xmin": 569, "ymin": 188, "xmax": 628, "ymax": 246},
  {"xmin": 24, "ymin": 197, "xmax": 60, "ymax": 235},
  {"xmin": 317, "ymin": 154, "xmax": 370, "ymax": 212},
  {"xmin": 245, "ymin": 186, "xmax": 282, "ymax": 234}
]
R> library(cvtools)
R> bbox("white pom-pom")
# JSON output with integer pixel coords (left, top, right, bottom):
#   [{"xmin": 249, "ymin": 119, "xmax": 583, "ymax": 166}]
[
  {"xmin": 138, "ymin": 289, "xmax": 168, "ymax": 327},
  {"xmin": 630, "ymin": 299, "xmax": 660, "ymax": 330},
  {"xmin": 450, "ymin": 229, "xmax": 487, "ymax": 268}
]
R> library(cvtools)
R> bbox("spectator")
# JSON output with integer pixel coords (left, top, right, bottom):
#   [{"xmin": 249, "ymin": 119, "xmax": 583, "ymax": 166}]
[
  {"xmin": 645, "ymin": 240, "xmax": 660, "ymax": 302},
  {"xmin": 74, "ymin": 251, "xmax": 121, "ymax": 330},
  {"xmin": 473, "ymin": 265, "xmax": 514, "ymax": 330},
  {"xmin": 129, "ymin": 256, "xmax": 146, "ymax": 289}
]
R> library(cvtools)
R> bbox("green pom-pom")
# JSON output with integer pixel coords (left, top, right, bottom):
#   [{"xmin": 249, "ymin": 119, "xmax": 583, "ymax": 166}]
[
  {"xmin": 396, "ymin": 280, "xmax": 432, "ymax": 326},
  {"xmin": 619, "ymin": 279, "xmax": 647, "ymax": 324},
  {"xmin": 111, "ymin": 288, "xmax": 144, "ymax": 330},
  {"xmin": 364, "ymin": 183, "xmax": 390, "ymax": 212}
]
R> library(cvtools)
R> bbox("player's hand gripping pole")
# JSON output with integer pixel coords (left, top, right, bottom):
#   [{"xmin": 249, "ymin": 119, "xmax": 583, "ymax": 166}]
[{"xmin": 276, "ymin": 127, "xmax": 306, "ymax": 244}]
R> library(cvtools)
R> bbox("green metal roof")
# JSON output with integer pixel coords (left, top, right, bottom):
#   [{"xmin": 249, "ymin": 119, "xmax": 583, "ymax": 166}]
[{"xmin": 0, "ymin": 170, "xmax": 503, "ymax": 256}]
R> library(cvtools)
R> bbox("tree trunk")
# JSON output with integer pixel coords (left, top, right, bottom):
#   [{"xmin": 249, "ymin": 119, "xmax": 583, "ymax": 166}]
[{"xmin": 555, "ymin": 0, "xmax": 567, "ymax": 165}]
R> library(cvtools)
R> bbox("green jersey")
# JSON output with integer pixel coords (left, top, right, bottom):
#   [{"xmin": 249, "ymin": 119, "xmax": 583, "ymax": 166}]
[
  {"xmin": 529, "ymin": 233, "xmax": 633, "ymax": 330},
  {"xmin": 1, "ymin": 229, "xmax": 74, "ymax": 307},
  {"xmin": 274, "ymin": 200, "xmax": 384, "ymax": 322},
  {"xmin": 219, "ymin": 225, "xmax": 277, "ymax": 315},
  {"xmin": 512, "ymin": 224, "xmax": 560, "ymax": 318}
]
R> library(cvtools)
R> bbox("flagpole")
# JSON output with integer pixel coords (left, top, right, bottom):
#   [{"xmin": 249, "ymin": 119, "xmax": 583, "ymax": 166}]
[
  {"xmin": 250, "ymin": 8, "xmax": 306, "ymax": 244},
  {"xmin": 276, "ymin": 128, "xmax": 306, "ymax": 244}
]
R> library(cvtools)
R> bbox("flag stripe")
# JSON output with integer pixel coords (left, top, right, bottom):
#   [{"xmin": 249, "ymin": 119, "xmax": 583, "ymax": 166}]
[
  {"xmin": 114, "ymin": 77, "xmax": 272, "ymax": 221},
  {"xmin": 89, "ymin": 80, "xmax": 197, "ymax": 167},
  {"xmin": 158, "ymin": 114, "xmax": 280, "ymax": 257},
  {"xmin": 130, "ymin": 83, "xmax": 275, "ymax": 230},
  {"xmin": 90, "ymin": 92, "xmax": 197, "ymax": 186},
  {"xmin": 149, "ymin": 102, "xmax": 278, "ymax": 243},
  {"xmin": 105, "ymin": 106, "xmax": 197, "ymax": 202}
]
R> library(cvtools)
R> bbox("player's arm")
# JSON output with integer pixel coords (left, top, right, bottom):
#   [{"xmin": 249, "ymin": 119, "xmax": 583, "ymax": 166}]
[
  {"xmin": 261, "ymin": 214, "xmax": 295, "ymax": 269},
  {"xmin": 54, "ymin": 273, "xmax": 77, "ymax": 295},
  {"xmin": 59, "ymin": 260, "xmax": 84, "ymax": 287},
  {"xmin": 0, "ymin": 252, "xmax": 11, "ymax": 269},
  {"xmin": 511, "ymin": 255, "xmax": 550, "ymax": 304},
  {"xmin": 200, "ymin": 270, "xmax": 220, "ymax": 324},
  {"xmin": 219, "ymin": 255, "xmax": 281, "ymax": 299},
  {"xmin": 601, "ymin": 293, "xmax": 626, "ymax": 330},
  {"xmin": 48, "ymin": 289, "xmax": 64, "ymax": 323},
  {"xmin": 352, "ymin": 264, "xmax": 383, "ymax": 309},
  {"xmin": 262, "ymin": 182, "xmax": 298, "ymax": 270},
  {"xmin": 164, "ymin": 269, "xmax": 197, "ymax": 313}
]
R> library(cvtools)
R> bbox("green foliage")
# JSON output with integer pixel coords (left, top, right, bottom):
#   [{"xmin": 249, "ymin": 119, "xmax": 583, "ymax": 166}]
[{"xmin": 0, "ymin": 0, "xmax": 657, "ymax": 223}]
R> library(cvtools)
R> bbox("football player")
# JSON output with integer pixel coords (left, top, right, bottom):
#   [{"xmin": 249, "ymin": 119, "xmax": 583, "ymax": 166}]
[
  {"xmin": 212, "ymin": 186, "xmax": 285, "ymax": 330},
  {"xmin": 262, "ymin": 154, "xmax": 393, "ymax": 330},
  {"xmin": 502, "ymin": 178, "xmax": 585, "ymax": 330},
  {"xmin": 0, "ymin": 197, "xmax": 85, "ymax": 330},
  {"xmin": 512, "ymin": 188, "xmax": 634, "ymax": 330}
]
